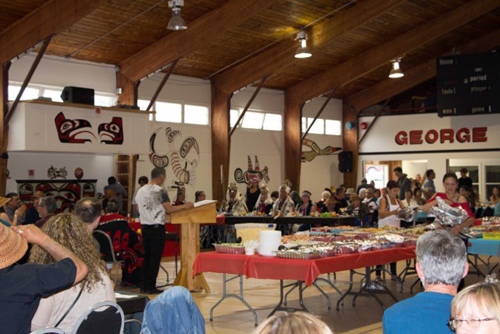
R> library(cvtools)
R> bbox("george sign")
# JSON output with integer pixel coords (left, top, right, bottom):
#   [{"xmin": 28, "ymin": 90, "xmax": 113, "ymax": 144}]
[
  {"xmin": 395, "ymin": 127, "xmax": 487, "ymax": 145},
  {"xmin": 8, "ymin": 101, "xmax": 149, "ymax": 154},
  {"xmin": 358, "ymin": 113, "xmax": 500, "ymax": 154}
]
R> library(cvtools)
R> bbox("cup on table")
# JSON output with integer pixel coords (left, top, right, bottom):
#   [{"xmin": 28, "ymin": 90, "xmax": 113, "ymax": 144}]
[{"xmin": 245, "ymin": 248, "xmax": 255, "ymax": 255}]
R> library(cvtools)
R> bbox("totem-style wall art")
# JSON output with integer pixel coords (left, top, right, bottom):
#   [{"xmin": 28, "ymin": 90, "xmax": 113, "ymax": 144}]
[
  {"xmin": 8, "ymin": 102, "xmax": 149, "ymax": 154},
  {"xmin": 234, "ymin": 155, "xmax": 270, "ymax": 186},
  {"xmin": 47, "ymin": 165, "xmax": 68, "ymax": 180},
  {"xmin": 149, "ymin": 127, "xmax": 200, "ymax": 187},
  {"xmin": 17, "ymin": 179, "xmax": 97, "ymax": 213},
  {"xmin": 301, "ymin": 138, "xmax": 342, "ymax": 162}
]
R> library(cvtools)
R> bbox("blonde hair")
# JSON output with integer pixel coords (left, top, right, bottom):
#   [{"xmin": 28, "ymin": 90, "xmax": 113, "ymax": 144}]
[
  {"xmin": 252, "ymin": 312, "xmax": 333, "ymax": 334},
  {"xmin": 29, "ymin": 213, "xmax": 107, "ymax": 292},
  {"xmin": 451, "ymin": 279, "xmax": 500, "ymax": 323}
]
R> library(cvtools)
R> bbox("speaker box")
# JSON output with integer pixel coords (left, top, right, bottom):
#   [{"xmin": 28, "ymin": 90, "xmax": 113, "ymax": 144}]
[
  {"xmin": 61, "ymin": 86, "xmax": 94, "ymax": 105},
  {"xmin": 338, "ymin": 151, "xmax": 353, "ymax": 173}
]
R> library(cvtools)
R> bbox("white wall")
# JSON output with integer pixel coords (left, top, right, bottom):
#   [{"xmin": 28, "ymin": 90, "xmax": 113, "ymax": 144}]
[
  {"xmin": 402, "ymin": 160, "xmax": 428, "ymax": 180},
  {"xmin": 9, "ymin": 54, "xmax": 117, "ymax": 94},
  {"xmin": 8, "ymin": 55, "xmax": 345, "ymax": 204},
  {"xmin": 358, "ymin": 113, "xmax": 500, "ymax": 200}
]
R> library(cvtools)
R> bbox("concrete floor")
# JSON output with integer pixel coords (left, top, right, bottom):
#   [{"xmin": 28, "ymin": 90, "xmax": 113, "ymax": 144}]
[{"xmin": 118, "ymin": 256, "xmax": 492, "ymax": 334}]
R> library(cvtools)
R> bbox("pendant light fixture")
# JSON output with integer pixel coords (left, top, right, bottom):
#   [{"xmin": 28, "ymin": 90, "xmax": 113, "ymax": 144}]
[
  {"xmin": 295, "ymin": 28, "xmax": 312, "ymax": 59},
  {"xmin": 389, "ymin": 58, "xmax": 404, "ymax": 78},
  {"xmin": 167, "ymin": 0, "xmax": 187, "ymax": 31}
]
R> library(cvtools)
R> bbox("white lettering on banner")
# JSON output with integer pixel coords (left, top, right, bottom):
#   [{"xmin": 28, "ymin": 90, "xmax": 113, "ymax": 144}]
[{"xmin": 395, "ymin": 127, "xmax": 488, "ymax": 145}]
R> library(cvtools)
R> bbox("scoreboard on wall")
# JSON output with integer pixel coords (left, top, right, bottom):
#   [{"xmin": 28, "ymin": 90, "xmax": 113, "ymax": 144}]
[{"xmin": 436, "ymin": 51, "xmax": 499, "ymax": 117}]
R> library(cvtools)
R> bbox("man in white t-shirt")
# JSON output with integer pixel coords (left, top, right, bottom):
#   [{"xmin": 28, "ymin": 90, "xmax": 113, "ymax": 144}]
[{"xmin": 135, "ymin": 167, "xmax": 193, "ymax": 294}]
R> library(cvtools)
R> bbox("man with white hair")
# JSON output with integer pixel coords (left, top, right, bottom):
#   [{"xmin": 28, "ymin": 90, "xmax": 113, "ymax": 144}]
[{"xmin": 383, "ymin": 230, "xmax": 468, "ymax": 333}]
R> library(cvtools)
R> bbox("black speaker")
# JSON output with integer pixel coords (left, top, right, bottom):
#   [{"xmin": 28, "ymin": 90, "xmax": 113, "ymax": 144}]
[
  {"xmin": 338, "ymin": 151, "xmax": 353, "ymax": 173},
  {"xmin": 61, "ymin": 86, "xmax": 94, "ymax": 105}
]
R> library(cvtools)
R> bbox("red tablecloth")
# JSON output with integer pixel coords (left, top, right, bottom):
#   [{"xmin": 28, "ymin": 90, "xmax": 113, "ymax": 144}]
[{"xmin": 193, "ymin": 247, "xmax": 416, "ymax": 286}]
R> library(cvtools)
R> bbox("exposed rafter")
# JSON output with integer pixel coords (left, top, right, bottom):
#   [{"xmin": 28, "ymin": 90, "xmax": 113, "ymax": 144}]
[
  {"xmin": 0, "ymin": 0, "xmax": 106, "ymax": 63},
  {"xmin": 286, "ymin": 0, "xmax": 500, "ymax": 104},
  {"xmin": 348, "ymin": 28, "xmax": 500, "ymax": 112},
  {"xmin": 119, "ymin": 0, "xmax": 277, "ymax": 82},
  {"xmin": 212, "ymin": 0, "xmax": 405, "ymax": 94}
]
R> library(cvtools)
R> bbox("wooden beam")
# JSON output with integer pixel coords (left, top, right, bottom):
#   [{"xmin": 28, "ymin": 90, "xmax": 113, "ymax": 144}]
[
  {"xmin": 0, "ymin": 0, "xmax": 106, "ymax": 63},
  {"xmin": 120, "ymin": 0, "xmax": 276, "ymax": 82},
  {"xmin": 229, "ymin": 76, "xmax": 268, "ymax": 137},
  {"xmin": 348, "ymin": 28, "xmax": 500, "ymax": 111},
  {"xmin": 342, "ymin": 102, "xmax": 358, "ymax": 189},
  {"xmin": 7, "ymin": 36, "xmax": 51, "ymax": 123},
  {"xmin": 146, "ymin": 59, "xmax": 179, "ymax": 112},
  {"xmin": 211, "ymin": 85, "xmax": 231, "ymax": 203},
  {"xmin": 0, "ymin": 62, "xmax": 11, "ymax": 196},
  {"xmin": 284, "ymin": 93, "xmax": 301, "ymax": 192},
  {"xmin": 287, "ymin": 0, "xmax": 500, "ymax": 104},
  {"xmin": 212, "ymin": 0, "xmax": 405, "ymax": 94}
]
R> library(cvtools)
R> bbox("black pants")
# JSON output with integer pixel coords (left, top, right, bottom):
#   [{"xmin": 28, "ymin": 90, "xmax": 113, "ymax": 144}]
[
  {"xmin": 376, "ymin": 262, "xmax": 397, "ymax": 276},
  {"xmin": 141, "ymin": 225, "xmax": 166, "ymax": 290}
]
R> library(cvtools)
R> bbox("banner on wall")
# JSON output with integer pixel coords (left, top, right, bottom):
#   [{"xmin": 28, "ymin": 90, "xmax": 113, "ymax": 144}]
[
  {"xmin": 358, "ymin": 113, "xmax": 500, "ymax": 154},
  {"xmin": 8, "ymin": 101, "xmax": 149, "ymax": 154}
]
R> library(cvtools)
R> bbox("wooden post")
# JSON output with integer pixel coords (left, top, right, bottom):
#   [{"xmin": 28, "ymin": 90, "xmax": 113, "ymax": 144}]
[
  {"xmin": 342, "ymin": 101, "xmax": 358, "ymax": 189},
  {"xmin": 211, "ymin": 85, "xmax": 231, "ymax": 203},
  {"xmin": 146, "ymin": 59, "xmax": 179, "ymax": 112},
  {"xmin": 284, "ymin": 92, "xmax": 301, "ymax": 191},
  {"xmin": 0, "ymin": 62, "xmax": 10, "ymax": 196},
  {"xmin": 117, "ymin": 72, "xmax": 138, "ymax": 106}
]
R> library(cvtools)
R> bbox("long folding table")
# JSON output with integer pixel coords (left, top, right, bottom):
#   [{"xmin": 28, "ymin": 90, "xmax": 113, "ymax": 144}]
[{"xmin": 193, "ymin": 247, "xmax": 416, "ymax": 325}]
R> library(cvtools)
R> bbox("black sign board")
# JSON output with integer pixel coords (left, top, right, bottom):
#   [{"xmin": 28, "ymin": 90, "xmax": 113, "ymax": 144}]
[{"xmin": 436, "ymin": 51, "xmax": 499, "ymax": 117}]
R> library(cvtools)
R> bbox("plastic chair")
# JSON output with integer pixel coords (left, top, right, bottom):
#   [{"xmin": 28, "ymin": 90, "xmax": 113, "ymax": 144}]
[
  {"xmin": 72, "ymin": 301, "xmax": 124, "ymax": 334},
  {"xmin": 30, "ymin": 328, "xmax": 65, "ymax": 334},
  {"xmin": 92, "ymin": 230, "xmax": 124, "ymax": 286}
]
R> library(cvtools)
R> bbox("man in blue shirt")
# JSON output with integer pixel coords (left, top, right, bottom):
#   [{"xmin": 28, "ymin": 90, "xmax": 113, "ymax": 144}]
[{"xmin": 383, "ymin": 230, "xmax": 468, "ymax": 334}]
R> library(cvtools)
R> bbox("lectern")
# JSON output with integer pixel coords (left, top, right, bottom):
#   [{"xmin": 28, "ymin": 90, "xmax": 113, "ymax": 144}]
[{"xmin": 168, "ymin": 202, "xmax": 216, "ymax": 291}]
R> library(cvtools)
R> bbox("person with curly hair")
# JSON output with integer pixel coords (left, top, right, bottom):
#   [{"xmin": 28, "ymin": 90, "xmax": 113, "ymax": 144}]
[{"xmin": 30, "ymin": 213, "xmax": 115, "ymax": 333}]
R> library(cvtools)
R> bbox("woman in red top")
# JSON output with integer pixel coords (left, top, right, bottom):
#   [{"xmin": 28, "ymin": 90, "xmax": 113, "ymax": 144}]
[{"xmin": 421, "ymin": 172, "xmax": 475, "ymax": 235}]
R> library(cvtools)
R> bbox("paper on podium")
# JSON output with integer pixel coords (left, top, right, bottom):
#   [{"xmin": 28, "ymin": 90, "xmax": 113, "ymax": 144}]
[{"xmin": 194, "ymin": 200, "xmax": 218, "ymax": 208}]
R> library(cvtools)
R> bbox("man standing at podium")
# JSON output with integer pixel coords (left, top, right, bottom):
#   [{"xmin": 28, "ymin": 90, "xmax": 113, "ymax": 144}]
[{"xmin": 135, "ymin": 167, "xmax": 193, "ymax": 294}]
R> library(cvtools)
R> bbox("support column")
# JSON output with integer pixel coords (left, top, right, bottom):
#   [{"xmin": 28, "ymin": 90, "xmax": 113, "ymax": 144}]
[
  {"xmin": 211, "ymin": 85, "xmax": 231, "ymax": 203},
  {"xmin": 284, "ymin": 92, "xmax": 301, "ymax": 191},
  {"xmin": 0, "ymin": 62, "xmax": 10, "ymax": 196},
  {"xmin": 342, "ymin": 101, "xmax": 358, "ymax": 189},
  {"xmin": 117, "ymin": 71, "xmax": 138, "ymax": 106}
]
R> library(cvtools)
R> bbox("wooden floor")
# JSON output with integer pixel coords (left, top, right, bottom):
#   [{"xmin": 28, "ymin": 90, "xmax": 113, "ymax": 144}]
[{"xmin": 118, "ymin": 256, "xmax": 491, "ymax": 334}]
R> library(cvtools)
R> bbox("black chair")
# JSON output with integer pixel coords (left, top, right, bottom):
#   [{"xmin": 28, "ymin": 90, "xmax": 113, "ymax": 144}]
[
  {"xmin": 72, "ymin": 301, "xmax": 124, "ymax": 334},
  {"xmin": 159, "ymin": 225, "xmax": 179, "ymax": 287},
  {"xmin": 92, "ymin": 230, "xmax": 124, "ymax": 286}
]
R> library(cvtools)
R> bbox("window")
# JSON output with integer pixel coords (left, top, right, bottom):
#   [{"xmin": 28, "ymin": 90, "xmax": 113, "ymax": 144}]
[
  {"xmin": 8, "ymin": 86, "xmax": 40, "ymax": 101},
  {"xmin": 156, "ymin": 102, "xmax": 182, "ymax": 123},
  {"xmin": 486, "ymin": 165, "xmax": 500, "ymax": 200},
  {"xmin": 325, "ymin": 119, "xmax": 341, "ymax": 136},
  {"xmin": 184, "ymin": 105, "xmax": 209, "ymax": 125},
  {"xmin": 42, "ymin": 89, "xmax": 63, "ymax": 102},
  {"xmin": 263, "ymin": 113, "xmax": 282, "ymax": 131},
  {"xmin": 94, "ymin": 94, "xmax": 116, "ymax": 107},
  {"xmin": 301, "ymin": 117, "xmax": 308, "ymax": 133},
  {"xmin": 307, "ymin": 117, "xmax": 324, "ymax": 135},
  {"xmin": 230, "ymin": 109, "xmax": 240, "ymax": 127},
  {"xmin": 241, "ymin": 111, "xmax": 264, "ymax": 129}
]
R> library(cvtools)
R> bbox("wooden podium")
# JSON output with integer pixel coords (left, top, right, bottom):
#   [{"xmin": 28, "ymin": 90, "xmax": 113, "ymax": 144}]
[{"xmin": 169, "ymin": 202, "xmax": 216, "ymax": 292}]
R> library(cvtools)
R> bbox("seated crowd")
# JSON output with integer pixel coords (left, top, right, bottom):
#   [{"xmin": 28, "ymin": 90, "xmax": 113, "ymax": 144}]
[{"xmin": 0, "ymin": 164, "xmax": 499, "ymax": 334}]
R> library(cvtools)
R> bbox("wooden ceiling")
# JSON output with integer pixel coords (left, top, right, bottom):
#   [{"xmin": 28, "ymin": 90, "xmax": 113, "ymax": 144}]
[{"xmin": 2, "ymin": 0, "xmax": 500, "ymax": 109}]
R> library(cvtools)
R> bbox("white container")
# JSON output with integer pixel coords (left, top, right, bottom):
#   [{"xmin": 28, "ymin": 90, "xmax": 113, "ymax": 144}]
[
  {"xmin": 245, "ymin": 248, "xmax": 255, "ymax": 256},
  {"xmin": 258, "ymin": 230, "xmax": 281, "ymax": 256}
]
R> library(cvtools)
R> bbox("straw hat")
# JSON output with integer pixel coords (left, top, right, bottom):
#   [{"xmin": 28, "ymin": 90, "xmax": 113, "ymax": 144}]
[
  {"xmin": 345, "ymin": 188, "xmax": 356, "ymax": 195},
  {"xmin": 0, "ymin": 224, "xmax": 28, "ymax": 269},
  {"xmin": 0, "ymin": 196, "xmax": 11, "ymax": 208}
]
